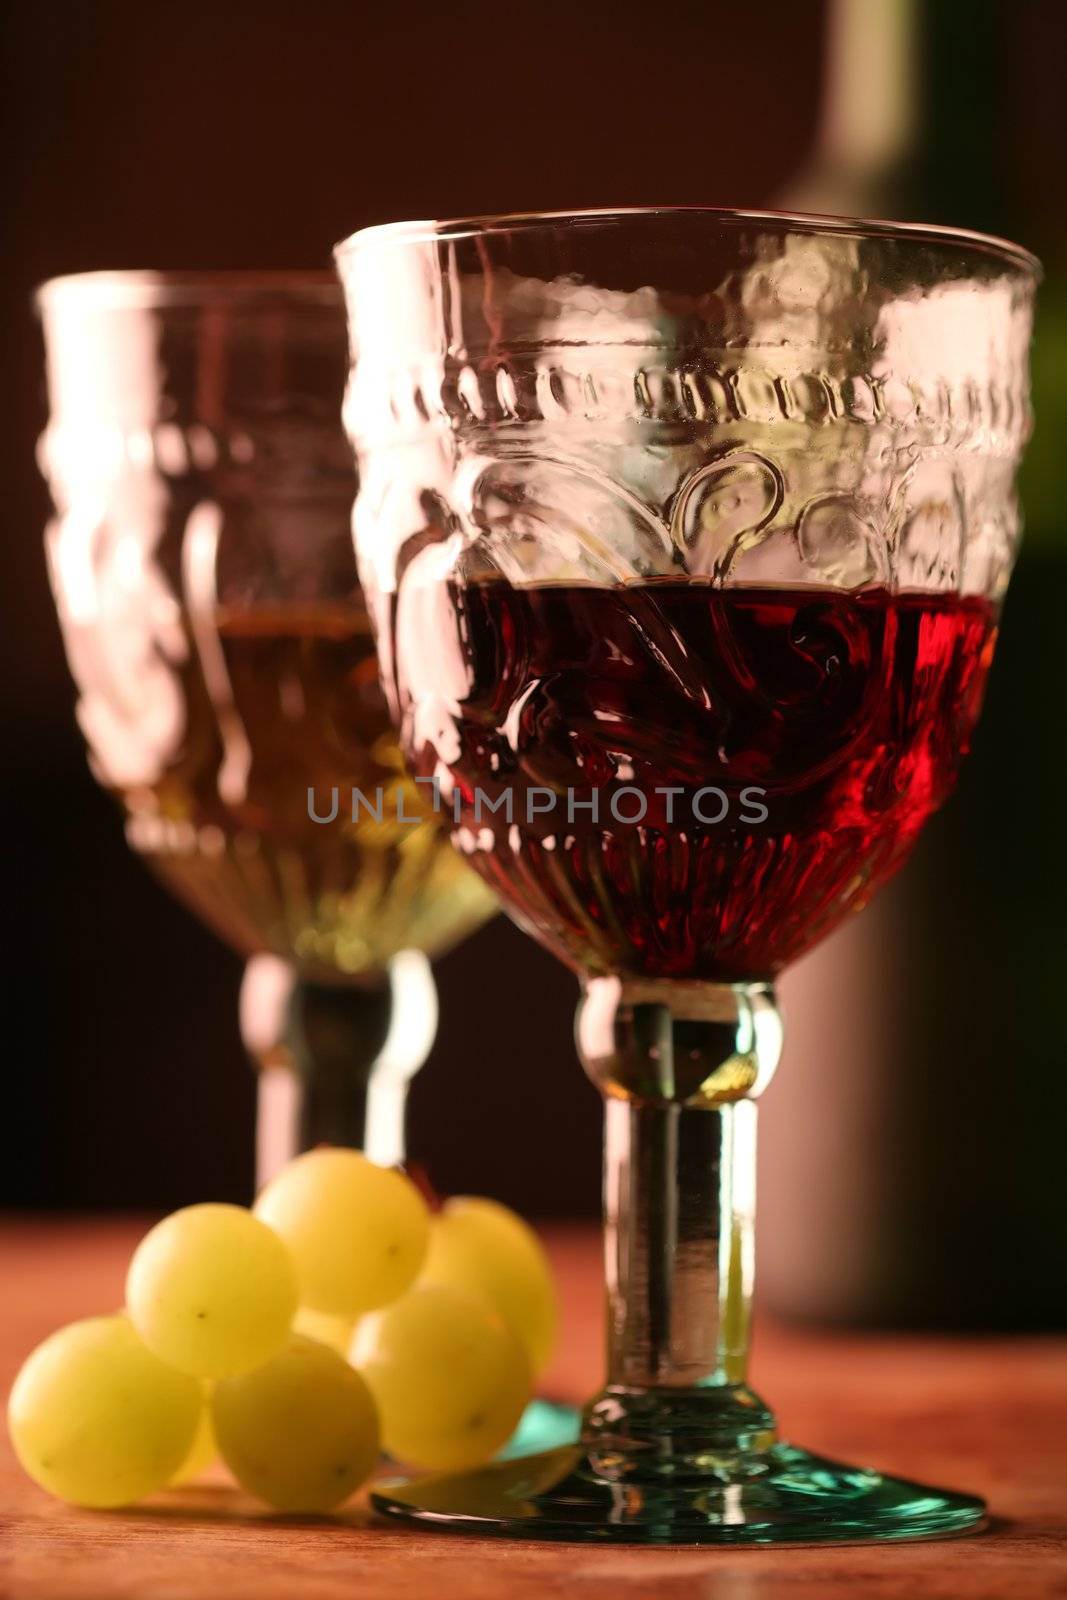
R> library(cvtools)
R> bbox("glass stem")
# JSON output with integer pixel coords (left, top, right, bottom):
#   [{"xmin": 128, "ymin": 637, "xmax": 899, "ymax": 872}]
[
  {"xmin": 361, "ymin": 950, "xmax": 438, "ymax": 1168},
  {"xmin": 604, "ymin": 1096, "xmax": 757, "ymax": 1389},
  {"xmin": 241, "ymin": 950, "xmax": 437, "ymax": 1184},
  {"xmin": 576, "ymin": 976, "xmax": 782, "ymax": 1474}
]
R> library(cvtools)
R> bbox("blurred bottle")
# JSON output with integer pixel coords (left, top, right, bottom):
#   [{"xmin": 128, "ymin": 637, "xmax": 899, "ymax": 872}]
[
  {"xmin": 761, "ymin": 0, "xmax": 1067, "ymax": 1329},
  {"xmin": 777, "ymin": 0, "xmax": 919, "ymax": 219}
]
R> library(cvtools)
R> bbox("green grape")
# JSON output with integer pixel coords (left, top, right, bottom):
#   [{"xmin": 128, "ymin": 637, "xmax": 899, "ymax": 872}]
[
  {"xmin": 126, "ymin": 1203, "xmax": 297, "ymax": 1378},
  {"xmin": 212, "ymin": 1333, "xmax": 379, "ymax": 1512},
  {"xmin": 293, "ymin": 1306, "xmax": 354, "ymax": 1358},
  {"xmin": 254, "ymin": 1148, "xmax": 428, "ymax": 1318},
  {"xmin": 351, "ymin": 1282, "xmax": 531, "ymax": 1471},
  {"xmin": 7, "ymin": 1314, "xmax": 200, "ymax": 1508},
  {"xmin": 170, "ymin": 1388, "xmax": 218, "ymax": 1484},
  {"xmin": 419, "ymin": 1196, "xmax": 557, "ymax": 1376}
]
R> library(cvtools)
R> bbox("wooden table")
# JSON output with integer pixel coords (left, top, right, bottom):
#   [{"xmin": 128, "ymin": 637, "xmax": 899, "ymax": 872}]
[{"xmin": 2, "ymin": 1218, "xmax": 1064, "ymax": 1599}]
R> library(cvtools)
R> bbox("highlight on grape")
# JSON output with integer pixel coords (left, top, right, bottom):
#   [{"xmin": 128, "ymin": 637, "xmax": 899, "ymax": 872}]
[{"xmin": 6, "ymin": 1149, "xmax": 552, "ymax": 1516}]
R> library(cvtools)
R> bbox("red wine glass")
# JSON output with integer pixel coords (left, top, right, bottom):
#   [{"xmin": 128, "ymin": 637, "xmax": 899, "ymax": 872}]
[{"xmin": 337, "ymin": 207, "xmax": 1038, "ymax": 1543}]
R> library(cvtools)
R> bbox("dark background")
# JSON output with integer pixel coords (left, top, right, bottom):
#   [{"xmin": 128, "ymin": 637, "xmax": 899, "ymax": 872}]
[
  {"xmin": 2, "ymin": 0, "xmax": 1066, "ymax": 1324},
  {"xmin": 0, "ymin": 0, "xmax": 823, "ymax": 1214}
]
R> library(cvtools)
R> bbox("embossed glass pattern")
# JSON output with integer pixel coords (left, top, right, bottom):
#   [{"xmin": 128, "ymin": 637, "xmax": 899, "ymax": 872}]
[{"xmin": 338, "ymin": 207, "xmax": 1039, "ymax": 1543}]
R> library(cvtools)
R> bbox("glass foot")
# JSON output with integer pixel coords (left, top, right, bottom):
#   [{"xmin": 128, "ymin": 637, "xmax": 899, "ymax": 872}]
[
  {"xmin": 372, "ymin": 1443, "xmax": 987, "ymax": 1545},
  {"xmin": 498, "ymin": 1399, "xmax": 580, "ymax": 1460}
]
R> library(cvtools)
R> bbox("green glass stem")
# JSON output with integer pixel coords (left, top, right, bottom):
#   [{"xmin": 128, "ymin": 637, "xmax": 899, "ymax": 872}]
[
  {"xmin": 371, "ymin": 973, "xmax": 987, "ymax": 1540},
  {"xmin": 577, "ymin": 977, "xmax": 780, "ymax": 1476}
]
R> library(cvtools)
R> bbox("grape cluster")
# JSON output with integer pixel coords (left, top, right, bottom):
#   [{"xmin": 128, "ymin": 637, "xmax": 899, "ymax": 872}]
[{"xmin": 7, "ymin": 1152, "xmax": 556, "ymax": 1514}]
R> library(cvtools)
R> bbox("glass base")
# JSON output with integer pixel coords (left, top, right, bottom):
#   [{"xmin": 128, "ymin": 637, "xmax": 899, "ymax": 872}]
[
  {"xmin": 372, "ymin": 1443, "xmax": 987, "ymax": 1545},
  {"xmin": 499, "ymin": 1399, "xmax": 580, "ymax": 1460}
]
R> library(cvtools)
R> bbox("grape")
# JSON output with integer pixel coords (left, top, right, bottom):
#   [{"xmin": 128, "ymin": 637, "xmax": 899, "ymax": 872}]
[
  {"xmin": 7, "ymin": 1314, "xmax": 200, "ymax": 1508},
  {"xmin": 351, "ymin": 1282, "xmax": 531, "ymax": 1471},
  {"xmin": 293, "ymin": 1306, "xmax": 354, "ymax": 1357},
  {"xmin": 419, "ymin": 1196, "xmax": 557, "ymax": 1376},
  {"xmin": 212, "ymin": 1334, "xmax": 379, "ymax": 1512},
  {"xmin": 170, "ymin": 1390, "xmax": 218, "ymax": 1484},
  {"xmin": 254, "ymin": 1148, "xmax": 428, "ymax": 1317},
  {"xmin": 126, "ymin": 1203, "xmax": 297, "ymax": 1378}
]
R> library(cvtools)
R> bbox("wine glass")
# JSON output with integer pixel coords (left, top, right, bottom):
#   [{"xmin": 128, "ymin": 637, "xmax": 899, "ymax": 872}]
[
  {"xmin": 37, "ymin": 271, "xmax": 495, "ymax": 1180},
  {"xmin": 337, "ymin": 207, "xmax": 1038, "ymax": 1543}
]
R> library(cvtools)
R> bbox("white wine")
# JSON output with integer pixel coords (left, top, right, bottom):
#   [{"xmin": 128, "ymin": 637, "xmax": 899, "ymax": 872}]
[{"xmin": 120, "ymin": 601, "xmax": 493, "ymax": 981}]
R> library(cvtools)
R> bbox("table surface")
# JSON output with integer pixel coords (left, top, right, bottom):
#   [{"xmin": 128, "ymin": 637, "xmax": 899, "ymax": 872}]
[{"xmin": 2, "ymin": 1217, "xmax": 1065, "ymax": 1600}]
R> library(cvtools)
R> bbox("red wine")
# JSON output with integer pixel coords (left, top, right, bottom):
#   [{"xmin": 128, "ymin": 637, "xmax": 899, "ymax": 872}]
[{"xmin": 399, "ymin": 580, "xmax": 997, "ymax": 982}]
